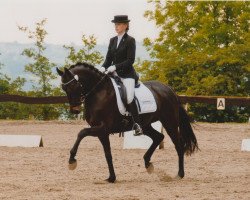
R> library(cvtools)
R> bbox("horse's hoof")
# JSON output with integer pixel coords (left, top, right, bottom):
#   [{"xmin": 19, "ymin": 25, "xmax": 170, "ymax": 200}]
[
  {"xmin": 174, "ymin": 175, "xmax": 183, "ymax": 180},
  {"xmin": 105, "ymin": 177, "xmax": 116, "ymax": 183},
  {"xmin": 176, "ymin": 171, "xmax": 184, "ymax": 180},
  {"xmin": 146, "ymin": 162, "xmax": 154, "ymax": 174},
  {"xmin": 68, "ymin": 160, "xmax": 77, "ymax": 170}
]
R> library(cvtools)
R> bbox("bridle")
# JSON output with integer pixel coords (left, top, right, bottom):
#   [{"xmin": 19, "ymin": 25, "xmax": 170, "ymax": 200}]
[{"xmin": 61, "ymin": 70, "xmax": 108, "ymax": 103}]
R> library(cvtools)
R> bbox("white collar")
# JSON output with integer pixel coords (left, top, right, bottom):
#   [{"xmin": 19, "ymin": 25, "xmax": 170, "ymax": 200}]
[{"xmin": 117, "ymin": 32, "xmax": 125, "ymax": 39}]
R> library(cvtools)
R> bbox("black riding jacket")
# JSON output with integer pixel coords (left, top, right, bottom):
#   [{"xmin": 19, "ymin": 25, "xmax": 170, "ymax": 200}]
[{"xmin": 102, "ymin": 33, "xmax": 138, "ymax": 80}]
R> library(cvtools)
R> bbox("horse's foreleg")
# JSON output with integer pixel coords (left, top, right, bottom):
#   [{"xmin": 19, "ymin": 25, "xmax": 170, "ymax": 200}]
[
  {"xmin": 69, "ymin": 125, "xmax": 104, "ymax": 170},
  {"xmin": 98, "ymin": 135, "xmax": 116, "ymax": 183}
]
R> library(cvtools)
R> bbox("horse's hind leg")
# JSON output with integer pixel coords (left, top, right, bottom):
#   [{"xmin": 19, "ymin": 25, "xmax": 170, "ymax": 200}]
[
  {"xmin": 143, "ymin": 125, "xmax": 165, "ymax": 172},
  {"xmin": 161, "ymin": 119, "xmax": 185, "ymax": 179}
]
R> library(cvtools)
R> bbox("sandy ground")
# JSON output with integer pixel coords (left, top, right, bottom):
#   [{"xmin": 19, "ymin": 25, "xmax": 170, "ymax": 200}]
[{"xmin": 0, "ymin": 120, "xmax": 249, "ymax": 200}]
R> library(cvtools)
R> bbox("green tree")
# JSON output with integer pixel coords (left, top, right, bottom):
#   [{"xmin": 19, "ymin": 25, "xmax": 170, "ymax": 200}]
[
  {"xmin": 18, "ymin": 19, "xmax": 63, "ymax": 120},
  {"xmin": 63, "ymin": 34, "xmax": 103, "ymax": 68},
  {"xmin": 0, "ymin": 60, "xmax": 31, "ymax": 119},
  {"xmin": 139, "ymin": 1, "xmax": 250, "ymax": 122},
  {"xmin": 0, "ymin": 62, "xmax": 26, "ymax": 95}
]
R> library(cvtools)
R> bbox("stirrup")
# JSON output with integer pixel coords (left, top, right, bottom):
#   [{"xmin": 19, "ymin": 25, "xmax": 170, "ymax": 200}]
[{"xmin": 133, "ymin": 123, "xmax": 143, "ymax": 136}]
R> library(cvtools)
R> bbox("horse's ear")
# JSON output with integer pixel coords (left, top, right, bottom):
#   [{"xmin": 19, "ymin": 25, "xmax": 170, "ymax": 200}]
[
  {"xmin": 64, "ymin": 67, "xmax": 71, "ymax": 76},
  {"xmin": 56, "ymin": 67, "xmax": 64, "ymax": 76}
]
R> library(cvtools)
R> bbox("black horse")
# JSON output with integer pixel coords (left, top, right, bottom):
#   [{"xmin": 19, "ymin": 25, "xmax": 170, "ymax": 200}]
[{"xmin": 57, "ymin": 62, "xmax": 198, "ymax": 183}]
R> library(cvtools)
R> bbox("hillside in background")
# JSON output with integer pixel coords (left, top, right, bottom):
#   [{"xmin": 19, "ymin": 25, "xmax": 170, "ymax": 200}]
[{"xmin": 0, "ymin": 42, "xmax": 149, "ymax": 90}]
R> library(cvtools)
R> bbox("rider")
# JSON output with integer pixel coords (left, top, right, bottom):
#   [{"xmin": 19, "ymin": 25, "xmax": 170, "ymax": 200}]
[{"xmin": 99, "ymin": 15, "xmax": 143, "ymax": 136}]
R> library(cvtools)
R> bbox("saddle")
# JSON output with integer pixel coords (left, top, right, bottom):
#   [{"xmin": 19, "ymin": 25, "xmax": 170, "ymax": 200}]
[
  {"xmin": 109, "ymin": 75, "xmax": 157, "ymax": 116},
  {"xmin": 112, "ymin": 75, "xmax": 141, "ymax": 111}
]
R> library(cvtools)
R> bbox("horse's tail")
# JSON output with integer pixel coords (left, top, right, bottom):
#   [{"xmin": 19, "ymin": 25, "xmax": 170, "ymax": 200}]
[{"xmin": 179, "ymin": 105, "xmax": 199, "ymax": 155}]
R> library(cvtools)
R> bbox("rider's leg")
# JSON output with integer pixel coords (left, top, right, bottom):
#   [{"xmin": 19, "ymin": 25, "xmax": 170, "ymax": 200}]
[{"xmin": 123, "ymin": 78, "xmax": 143, "ymax": 136}]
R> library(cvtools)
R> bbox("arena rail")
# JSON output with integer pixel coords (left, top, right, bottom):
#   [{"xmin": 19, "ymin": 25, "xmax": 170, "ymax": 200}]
[
  {"xmin": 0, "ymin": 94, "xmax": 249, "ymax": 106},
  {"xmin": 178, "ymin": 95, "xmax": 250, "ymax": 106},
  {"xmin": 0, "ymin": 94, "xmax": 68, "ymax": 104}
]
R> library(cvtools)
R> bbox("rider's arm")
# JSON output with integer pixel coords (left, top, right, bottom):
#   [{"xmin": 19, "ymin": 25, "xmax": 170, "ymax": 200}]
[{"xmin": 102, "ymin": 38, "xmax": 114, "ymax": 68}]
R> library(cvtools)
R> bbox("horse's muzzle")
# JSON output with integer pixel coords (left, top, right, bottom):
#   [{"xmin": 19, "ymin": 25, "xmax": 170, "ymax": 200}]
[{"xmin": 70, "ymin": 105, "xmax": 81, "ymax": 114}]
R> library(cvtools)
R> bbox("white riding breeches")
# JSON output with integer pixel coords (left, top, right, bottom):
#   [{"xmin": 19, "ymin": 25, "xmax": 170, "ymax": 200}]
[
  {"xmin": 121, "ymin": 78, "xmax": 135, "ymax": 104},
  {"xmin": 112, "ymin": 71, "xmax": 135, "ymax": 104}
]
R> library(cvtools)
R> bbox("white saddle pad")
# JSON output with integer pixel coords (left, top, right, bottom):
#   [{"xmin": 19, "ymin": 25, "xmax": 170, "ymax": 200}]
[{"xmin": 110, "ymin": 78, "xmax": 157, "ymax": 116}]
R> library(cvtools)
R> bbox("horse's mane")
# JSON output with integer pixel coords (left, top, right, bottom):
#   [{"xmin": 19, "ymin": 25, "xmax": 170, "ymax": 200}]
[{"xmin": 70, "ymin": 62, "xmax": 106, "ymax": 79}]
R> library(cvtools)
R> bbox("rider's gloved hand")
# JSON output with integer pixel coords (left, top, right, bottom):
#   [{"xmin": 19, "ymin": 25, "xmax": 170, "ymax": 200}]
[{"xmin": 105, "ymin": 65, "xmax": 116, "ymax": 74}]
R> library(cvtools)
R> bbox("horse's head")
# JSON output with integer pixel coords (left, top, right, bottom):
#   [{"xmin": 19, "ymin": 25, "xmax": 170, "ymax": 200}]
[{"xmin": 57, "ymin": 67, "xmax": 84, "ymax": 114}]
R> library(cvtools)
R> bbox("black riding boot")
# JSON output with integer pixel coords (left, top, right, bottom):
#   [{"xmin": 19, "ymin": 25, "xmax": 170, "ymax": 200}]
[{"xmin": 127, "ymin": 99, "xmax": 143, "ymax": 136}]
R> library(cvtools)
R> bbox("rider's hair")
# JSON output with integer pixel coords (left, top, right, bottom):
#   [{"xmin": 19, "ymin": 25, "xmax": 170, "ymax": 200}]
[{"xmin": 125, "ymin": 22, "xmax": 129, "ymax": 32}]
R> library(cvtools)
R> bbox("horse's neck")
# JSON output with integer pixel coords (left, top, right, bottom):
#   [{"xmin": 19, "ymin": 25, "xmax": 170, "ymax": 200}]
[
  {"xmin": 83, "ymin": 71, "xmax": 115, "ymax": 124},
  {"xmin": 79, "ymin": 69, "xmax": 108, "ymax": 93},
  {"xmin": 82, "ymin": 70, "xmax": 99, "ymax": 84}
]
